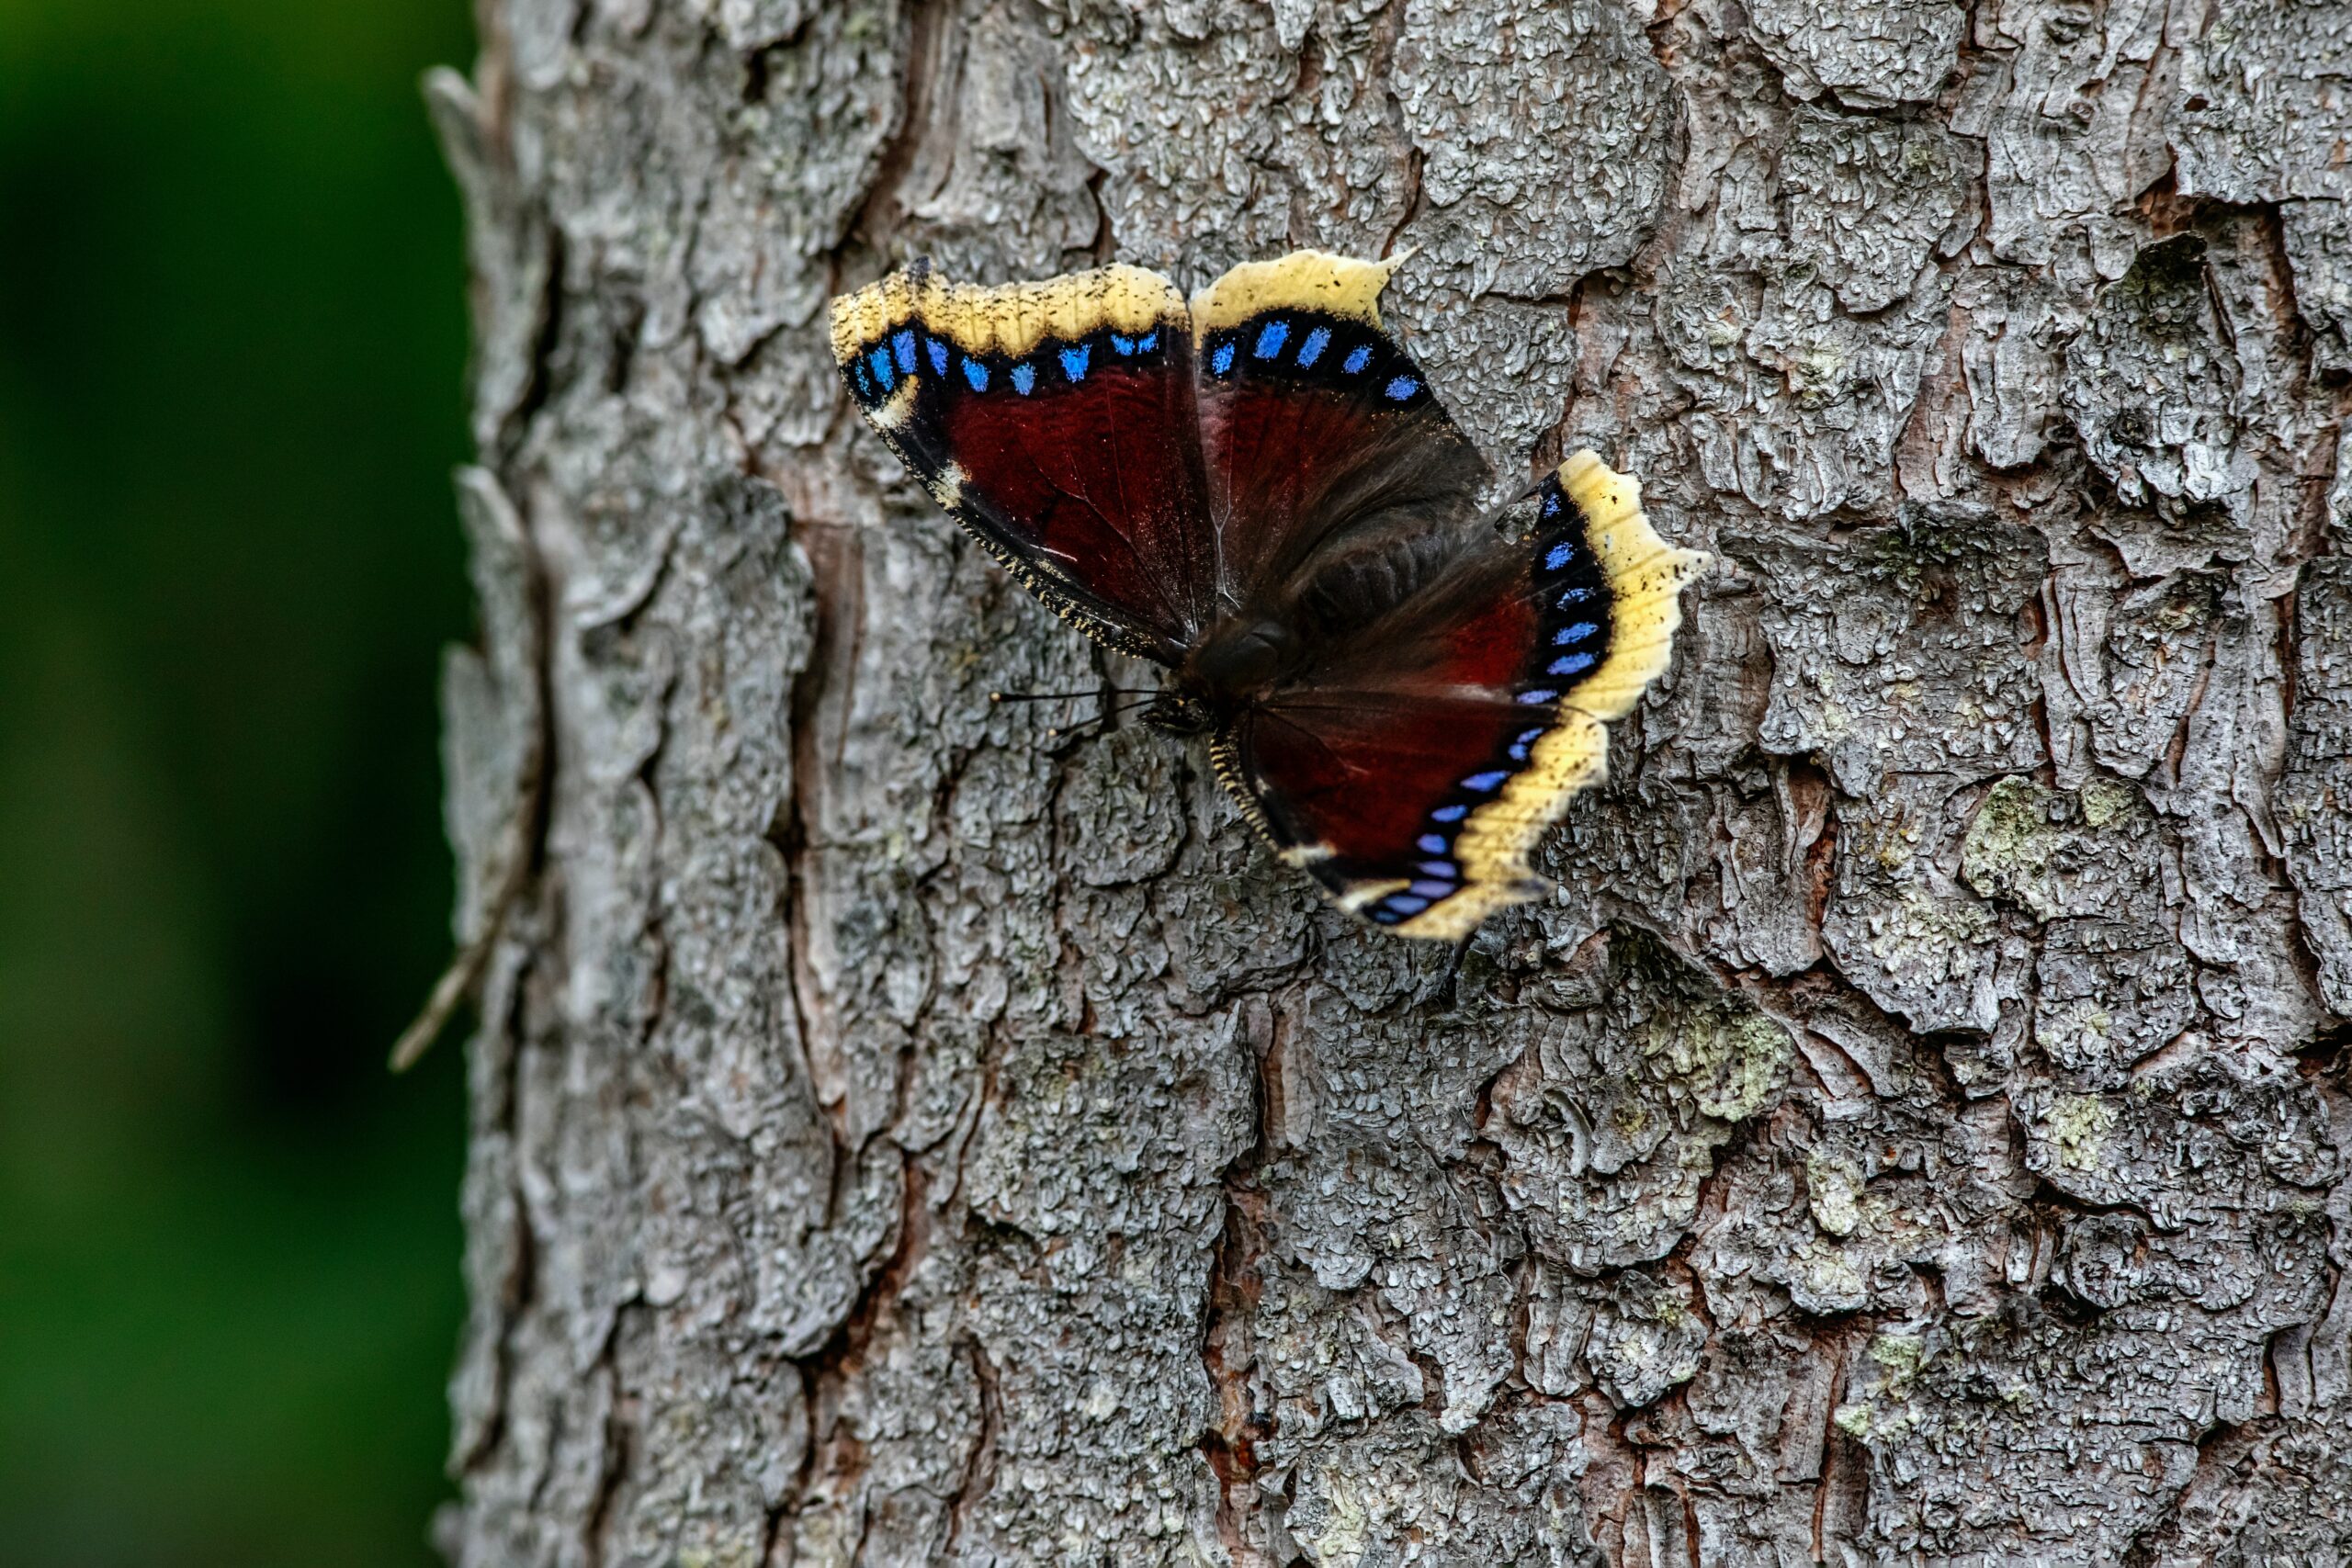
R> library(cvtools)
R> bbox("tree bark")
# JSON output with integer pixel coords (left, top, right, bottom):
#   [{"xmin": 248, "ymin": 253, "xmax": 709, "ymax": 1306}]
[{"xmin": 429, "ymin": 0, "xmax": 2352, "ymax": 1561}]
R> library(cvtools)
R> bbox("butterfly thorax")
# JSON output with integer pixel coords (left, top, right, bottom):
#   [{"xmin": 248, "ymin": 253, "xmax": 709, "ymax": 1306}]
[{"xmin": 1144, "ymin": 615, "xmax": 1303, "ymax": 735}]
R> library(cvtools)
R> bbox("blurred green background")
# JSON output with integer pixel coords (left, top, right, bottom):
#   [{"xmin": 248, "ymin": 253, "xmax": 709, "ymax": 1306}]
[{"xmin": 0, "ymin": 0, "xmax": 477, "ymax": 1562}]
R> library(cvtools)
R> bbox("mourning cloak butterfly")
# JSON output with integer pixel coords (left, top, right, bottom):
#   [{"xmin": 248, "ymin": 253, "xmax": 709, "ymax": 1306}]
[{"xmin": 831, "ymin": 251, "xmax": 1707, "ymax": 940}]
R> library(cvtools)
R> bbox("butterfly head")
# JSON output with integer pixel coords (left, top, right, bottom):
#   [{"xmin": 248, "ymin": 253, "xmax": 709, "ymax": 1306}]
[{"xmin": 1141, "ymin": 689, "xmax": 1213, "ymax": 736}]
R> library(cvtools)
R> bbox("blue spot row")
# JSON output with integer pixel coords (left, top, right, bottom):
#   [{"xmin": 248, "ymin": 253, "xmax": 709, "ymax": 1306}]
[
  {"xmin": 1378, "ymin": 709, "xmax": 1570, "ymax": 926},
  {"xmin": 861, "ymin": 322, "xmax": 1169, "ymax": 402},
  {"xmin": 1204, "ymin": 317, "xmax": 1417, "ymax": 395},
  {"xmin": 1367, "ymin": 848, "xmax": 1468, "ymax": 923}
]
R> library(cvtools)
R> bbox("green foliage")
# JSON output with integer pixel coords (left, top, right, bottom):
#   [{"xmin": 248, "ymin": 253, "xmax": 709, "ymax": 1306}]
[{"xmin": 0, "ymin": 0, "xmax": 475, "ymax": 1562}]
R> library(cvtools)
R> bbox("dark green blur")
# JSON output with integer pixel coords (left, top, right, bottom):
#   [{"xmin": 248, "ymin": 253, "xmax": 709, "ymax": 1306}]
[{"xmin": 0, "ymin": 0, "xmax": 477, "ymax": 1562}]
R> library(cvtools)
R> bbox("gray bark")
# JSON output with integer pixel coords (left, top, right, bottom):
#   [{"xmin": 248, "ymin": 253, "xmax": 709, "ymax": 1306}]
[{"xmin": 429, "ymin": 0, "xmax": 2352, "ymax": 1561}]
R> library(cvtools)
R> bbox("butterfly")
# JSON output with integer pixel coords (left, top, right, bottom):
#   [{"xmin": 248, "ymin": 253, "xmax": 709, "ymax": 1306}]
[{"xmin": 831, "ymin": 250, "xmax": 1707, "ymax": 940}]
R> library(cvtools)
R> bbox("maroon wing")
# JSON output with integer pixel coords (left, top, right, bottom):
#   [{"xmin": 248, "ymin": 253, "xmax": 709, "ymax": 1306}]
[
  {"xmin": 832, "ymin": 263, "xmax": 1216, "ymax": 661},
  {"xmin": 1190, "ymin": 254, "xmax": 1493, "ymax": 622},
  {"xmin": 1227, "ymin": 454, "xmax": 1708, "ymax": 941}
]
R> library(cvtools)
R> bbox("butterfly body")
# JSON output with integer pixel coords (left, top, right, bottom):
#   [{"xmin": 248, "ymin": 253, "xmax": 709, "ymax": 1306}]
[{"xmin": 832, "ymin": 251, "xmax": 1707, "ymax": 941}]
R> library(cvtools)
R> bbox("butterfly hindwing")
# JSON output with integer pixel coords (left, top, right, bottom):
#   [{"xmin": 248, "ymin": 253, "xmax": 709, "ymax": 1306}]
[
  {"xmin": 831, "ymin": 263, "xmax": 1216, "ymax": 660},
  {"xmin": 1229, "ymin": 451, "xmax": 1708, "ymax": 940}
]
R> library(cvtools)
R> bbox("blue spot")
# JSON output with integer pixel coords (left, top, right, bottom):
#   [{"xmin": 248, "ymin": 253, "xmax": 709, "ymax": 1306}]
[
  {"xmin": 1546, "ymin": 542, "xmax": 1579, "ymax": 572},
  {"xmin": 1369, "ymin": 907, "xmax": 1405, "ymax": 925},
  {"xmin": 1462, "ymin": 771, "xmax": 1509, "ymax": 793},
  {"xmin": 962, "ymin": 357, "xmax": 989, "ymax": 392},
  {"xmin": 1518, "ymin": 689, "xmax": 1558, "ymax": 705},
  {"xmin": 868, "ymin": 346, "xmax": 895, "ymax": 390},
  {"xmin": 1544, "ymin": 492, "xmax": 1561, "ymax": 516},
  {"xmin": 1557, "ymin": 585, "xmax": 1595, "ymax": 607},
  {"xmin": 1554, "ymin": 621, "xmax": 1600, "ymax": 646},
  {"xmin": 1417, "ymin": 861, "xmax": 1457, "ymax": 879},
  {"xmin": 1417, "ymin": 834, "xmax": 1448, "ymax": 855},
  {"xmin": 1011, "ymin": 363, "xmax": 1036, "ymax": 395},
  {"xmin": 1409, "ymin": 880, "xmax": 1455, "ymax": 899},
  {"xmin": 1343, "ymin": 344, "xmax": 1373, "ymax": 374},
  {"xmin": 1385, "ymin": 376, "xmax": 1419, "ymax": 400},
  {"xmin": 892, "ymin": 328, "xmax": 917, "ymax": 373},
  {"xmin": 1549, "ymin": 652, "xmax": 1597, "ymax": 678},
  {"xmin": 1137, "ymin": 330, "xmax": 1159, "ymax": 352},
  {"xmin": 1111, "ymin": 333, "xmax": 1136, "ymax": 355},
  {"xmin": 1254, "ymin": 320, "xmax": 1290, "ymax": 359},
  {"xmin": 1060, "ymin": 344, "xmax": 1091, "ymax": 381},
  {"xmin": 1508, "ymin": 727, "xmax": 1544, "ymax": 761},
  {"xmin": 1387, "ymin": 895, "xmax": 1430, "ymax": 916},
  {"xmin": 1211, "ymin": 341, "xmax": 1237, "ymax": 376},
  {"xmin": 851, "ymin": 359, "xmax": 872, "ymax": 397},
  {"xmin": 1431, "ymin": 804, "xmax": 1469, "ymax": 823},
  {"xmin": 926, "ymin": 337, "xmax": 949, "ymax": 374},
  {"xmin": 1298, "ymin": 326, "xmax": 1330, "ymax": 367}
]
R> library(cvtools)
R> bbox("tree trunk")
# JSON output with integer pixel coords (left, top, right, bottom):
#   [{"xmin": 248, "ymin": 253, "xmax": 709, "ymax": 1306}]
[{"xmin": 428, "ymin": 0, "xmax": 2352, "ymax": 1561}]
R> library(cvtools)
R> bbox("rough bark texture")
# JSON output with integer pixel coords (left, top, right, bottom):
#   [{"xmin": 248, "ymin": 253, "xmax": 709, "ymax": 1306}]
[{"xmin": 430, "ymin": 0, "xmax": 2352, "ymax": 1561}]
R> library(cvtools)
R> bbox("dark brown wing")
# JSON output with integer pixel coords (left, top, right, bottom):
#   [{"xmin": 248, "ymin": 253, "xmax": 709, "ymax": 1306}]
[
  {"xmin": 1190, "ymin": 253, "xmax": 1493, "ymax": 634},
  {"xmin": 832, "ymin": 264, "xmax": 1216, "ymax": 661},
  {"xmin": 1227, "ymin": 454, "xmax": 1709, "ymax": 939}
]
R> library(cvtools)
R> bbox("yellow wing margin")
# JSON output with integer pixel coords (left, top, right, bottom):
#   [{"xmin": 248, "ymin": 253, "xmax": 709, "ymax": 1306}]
[
  {"xmin": 830, "ymin": 262, "xmax": 1186, "ymax": 366},
  {"xmin": 1189, "ymin": 249, "xmax": 1408, "ymax": 336},
  {"xmin": 1396, "ymin": 450, "xmax": 1709, "ymax": 942}
]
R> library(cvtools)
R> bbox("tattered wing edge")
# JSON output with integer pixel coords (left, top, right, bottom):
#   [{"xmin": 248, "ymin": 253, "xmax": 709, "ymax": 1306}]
[
  {"xmin": 1188, "ymin": 249, "xmax": 1408, "ymax": 337},
  {"xmin": 831, "ymin": 261, "xmax": 1185, "ymax": 364}
]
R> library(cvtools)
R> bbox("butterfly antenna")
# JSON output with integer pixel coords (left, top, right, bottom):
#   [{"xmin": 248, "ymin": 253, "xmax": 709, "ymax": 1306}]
[{"xmin": 989, "ymin": 685, "xmax": 1138, "ymax": 706}]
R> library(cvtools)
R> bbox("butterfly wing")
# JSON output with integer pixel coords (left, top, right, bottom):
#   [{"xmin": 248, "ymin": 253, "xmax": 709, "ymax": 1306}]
[
  {"xmin": 1191, "ymin": 253, "xmax": 1493, "ymax": 617},
  {"xmin": 831, "ymin": 263, "xmax": 1216, "ymax": 661},
  {"xmin": 1226, "ymin": 451, "xmax": 1709, "ymax": 940}
]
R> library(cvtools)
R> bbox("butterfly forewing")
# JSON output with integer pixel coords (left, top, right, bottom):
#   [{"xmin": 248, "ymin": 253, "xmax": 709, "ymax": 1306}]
[
  {"xmin": 1191, "ymin": 254, "xmax": 1493, "ymax": 620},
  {"xmin": 831, "ymin": 264, "xmax": 1216, "ymax": 660}
]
